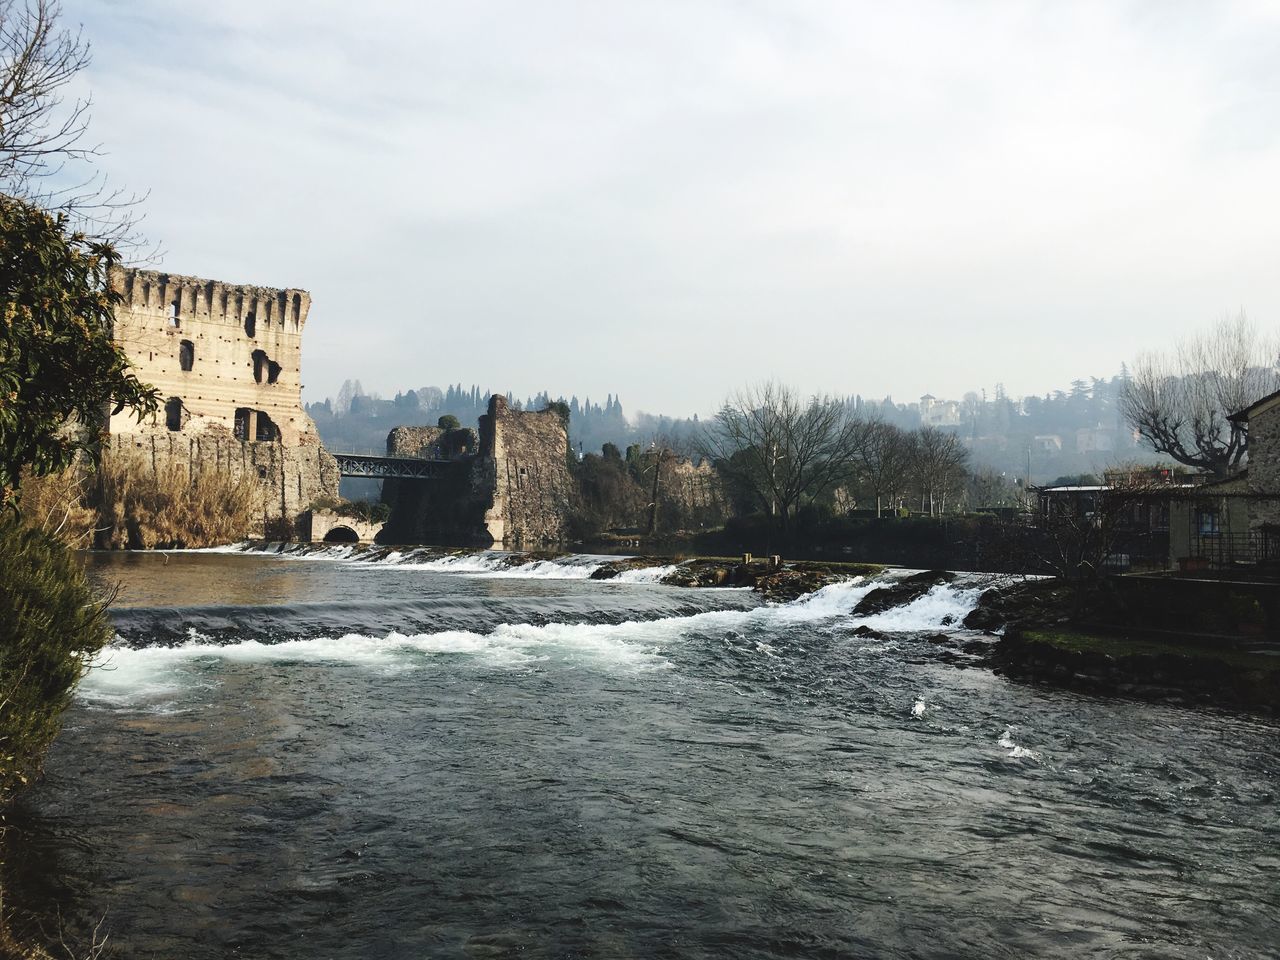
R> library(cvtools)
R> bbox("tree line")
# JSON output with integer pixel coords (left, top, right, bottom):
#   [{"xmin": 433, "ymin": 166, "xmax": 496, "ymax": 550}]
[{"xmin": 700, "ymin": 382, "xmax": 981, "ymax": 536}]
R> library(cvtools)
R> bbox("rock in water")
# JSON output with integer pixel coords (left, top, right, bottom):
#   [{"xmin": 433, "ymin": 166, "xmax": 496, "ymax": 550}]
[{"xmin": 852, "ymin": 570, "xmax": 955, "ymax": 617}]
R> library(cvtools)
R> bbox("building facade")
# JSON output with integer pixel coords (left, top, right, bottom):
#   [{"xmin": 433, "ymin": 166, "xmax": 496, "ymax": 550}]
[{"xmin": 105, "ymin": 267, "xmax": 338, "ymax": 534}]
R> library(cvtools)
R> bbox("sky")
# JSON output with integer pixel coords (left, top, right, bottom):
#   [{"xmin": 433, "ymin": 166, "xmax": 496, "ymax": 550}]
[{"xmin": 68, "ymin": 0, "xmax": 1280, "ymax": 416}]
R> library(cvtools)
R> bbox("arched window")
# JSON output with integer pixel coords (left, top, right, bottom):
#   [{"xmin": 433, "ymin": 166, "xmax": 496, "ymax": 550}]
[
  {"xmin": 168, "ymin": 299, "xmax": 180, "ymax": 329},
  {"xmin": 179, "ymin": 339, "xmax": 194, "ymax": 371},
  {"xmin": 244, "ymin": 310, "xmax": 256, "ymax": 338}
]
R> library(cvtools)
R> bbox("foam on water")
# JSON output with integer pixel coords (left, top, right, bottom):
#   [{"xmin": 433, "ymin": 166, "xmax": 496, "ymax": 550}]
[
  {"xmin": 80, "ymin": 573, "xmax": 989, "ymax": 709},
  {"xmin": 380, "ymin": 552, "xmax": 605, "ymax": 579},
  {"xmin": 997, "ymin": 725, "xmax": 1041, "ymax": 760},
  {"xmin": 858, "ymin": 584, "xmax": 986, "ymax": 633},
  {"xmin": 612, "ymin": 564, "xmax": 680, "ymax": 584}
]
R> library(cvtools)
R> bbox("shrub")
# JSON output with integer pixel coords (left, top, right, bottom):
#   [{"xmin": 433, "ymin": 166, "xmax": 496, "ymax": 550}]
[
  {"xmin": 0, "ymin": 515, "xmax": 112, "ymax": 807},
  {"xmin": 436, "ymin": 415, "xmax": 460, "ymax": 431}
]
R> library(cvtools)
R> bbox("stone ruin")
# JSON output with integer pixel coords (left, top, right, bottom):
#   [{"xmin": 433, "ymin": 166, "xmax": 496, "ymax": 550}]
[
  {"xmin": 103, "ymin": 266, "xmax": 339, "ymax": 536},
  {"xmin": 381, "ymin": 395, "xmax": 730, "ymax": 546},
  {"xmin": 381, "ymin": 395, "xmax": 576, "ymax": 546}
]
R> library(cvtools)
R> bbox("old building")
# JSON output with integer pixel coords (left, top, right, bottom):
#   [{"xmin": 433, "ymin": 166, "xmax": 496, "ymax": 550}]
[
  {"xmin": 104, "ymin": 267, "xmax": 339, "ymax": 534},
  {"xmin": 1168, "ymin": 389, "xmax": 1280, "ymax": 570},
  {"xmin": 381, "ymin": 395, "xmax": 575, "ymax": 546}
]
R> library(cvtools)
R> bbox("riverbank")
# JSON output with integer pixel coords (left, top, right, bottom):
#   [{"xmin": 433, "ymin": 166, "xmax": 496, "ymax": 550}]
[{"xmin": 990, "ymin": 625, "xmax": 1280, "ymax": 714}]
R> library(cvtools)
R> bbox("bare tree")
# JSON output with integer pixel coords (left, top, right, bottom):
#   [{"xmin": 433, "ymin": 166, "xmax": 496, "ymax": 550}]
[
  {"xmin": 1029, "ymin": 468, "xmax": 1165, "ymax": 611},
  {"xmin": 0, "ymin": 0, "xmax": 143, "ymax": 242},
  {"xmin": 909, "ymin": 427, "xmax": 969, "ymax": 516},
  {"xmin": 701, "ymin": 381, "xmax": 868, "ymax": 534},
  {"xmin": 854, "ymin": 420, "xmax": 910, "ymax": 517},
  {"xmin": 1121, "ymin": 312, "xmax": 1279, "ymax": 477}
]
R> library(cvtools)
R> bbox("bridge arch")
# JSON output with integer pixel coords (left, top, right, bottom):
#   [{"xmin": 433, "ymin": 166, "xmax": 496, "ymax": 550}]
[{"xmin": 322, "ymin": 525, "xmax": 360, "ymax": 544}]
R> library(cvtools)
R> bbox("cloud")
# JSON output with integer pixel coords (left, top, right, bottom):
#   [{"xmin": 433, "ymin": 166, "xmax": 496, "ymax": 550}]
[{"xmin": 71, "ymin": 0, "xmax": 1280, "ymax": 414}]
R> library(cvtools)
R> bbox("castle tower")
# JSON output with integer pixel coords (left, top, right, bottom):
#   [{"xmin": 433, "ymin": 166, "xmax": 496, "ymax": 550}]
[
  {"xmin": 101, "ymin": 266, "xmax": 338, "ymax": 537},
  {"xmin": 108, "ymin": 267, "xmax": 315, "ymax": 445}
]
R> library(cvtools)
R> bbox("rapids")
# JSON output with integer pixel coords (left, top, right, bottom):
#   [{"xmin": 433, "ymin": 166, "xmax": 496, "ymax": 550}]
[{"xmin": 9, "ymin": 550, "xmax": 1277, "ymax": 958}]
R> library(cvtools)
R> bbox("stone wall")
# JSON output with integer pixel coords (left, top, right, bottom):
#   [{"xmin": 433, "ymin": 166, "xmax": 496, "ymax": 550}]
[
  {"xmin": 99, "ymin": 265, "xmax": 337, "ymax": 542},
  {"xmin": 306, "ymin": 509, "xmax": 384, "ymax": 544},
  {"xmin": 100, "ymin": 431, "xmax": 339, "ymax": 537},
  {"xmin": 479, "ymin": 395, "xmax": 575, "ymax": 544},
  {"xmin": 381, "ymin": 396, "xmax": 576, "ymax": 546},
  {"xmin": 387, "ymin": 426, "xmax": 445, "ymax": 458},
  {"xmin": 653, "ymin": 455, "xmax": 727, "ymax": 532},
  {"xmin": 108, "ymin": 266, "xmax": 314, "ymax": 445},
  {"xmin": 1245, "ymin": 400, "xmax": 1280, "ymax": 530}
]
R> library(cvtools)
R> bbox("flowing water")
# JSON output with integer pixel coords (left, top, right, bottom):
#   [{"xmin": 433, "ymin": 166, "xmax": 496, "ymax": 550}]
[{"xmin": 9, "ymin": 549, "xmax": 1278, "ymax": 958}]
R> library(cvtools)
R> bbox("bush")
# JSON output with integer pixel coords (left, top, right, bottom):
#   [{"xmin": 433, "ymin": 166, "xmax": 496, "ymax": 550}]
[
  {"xmin": 0, "ymin": 515, "xmax": 112, "ymax": 807},
  {"xmin": 436, "ymin": 415, "xmax": 460, "ymax": 431}
]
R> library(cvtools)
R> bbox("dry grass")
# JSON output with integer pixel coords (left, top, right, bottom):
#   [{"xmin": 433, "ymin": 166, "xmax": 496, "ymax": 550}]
[
  {"xmin": 94, "ymin": 448, "xmax": 260, "ymax": 549},
  {"xmin": 10, "ymin": 470, "xmax": 98, "ymax": 548}
]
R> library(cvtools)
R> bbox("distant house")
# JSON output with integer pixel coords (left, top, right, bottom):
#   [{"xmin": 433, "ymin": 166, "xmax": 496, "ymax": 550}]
[
  {"xmin": 1032, "ymin": 434, "xmax": 1062, "ymax": 452},
  {"xmin": 919, "ymin": 394, "xmax": 961, "ymax": 427},
  {"xmin": 1168, "ymin": 389, "xmax": 1280, "ymax": 571},
  {"xmin": 1075, "ymin": 427, "xmax": 1115, "ymax": 454}
]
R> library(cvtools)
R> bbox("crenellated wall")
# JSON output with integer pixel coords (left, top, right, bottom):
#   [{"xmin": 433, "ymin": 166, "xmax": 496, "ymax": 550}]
[
  {"xmin": 108, "ymin": 266, "xmax": 315, "ymax": 445},
  {"xmin": 103, "ymin": 266, "xmax": 338, "ymax": 534}
]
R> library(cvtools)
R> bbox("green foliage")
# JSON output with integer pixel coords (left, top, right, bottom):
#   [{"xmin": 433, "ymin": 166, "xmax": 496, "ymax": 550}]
[
  {"xmin": 0, "ymin": 195, "xmax": 158, "ymax": 499},
  {"xmin": 309, "ymin": 495, "xmax": 391, "ymax": 524},
  {"xmin": 543, "ymin": 400, "xmax": 570, "ymax": 423},
  {"xmin": 0, "ymin": 514, "xmax": 112, "ymax": 806},
  {"xmin": 440, "ymin": 427, "xmax": 477, "ymax": 457},
  {"xmin": 436, "ymin": 414, "xmax": 460, "ymax": 431}
]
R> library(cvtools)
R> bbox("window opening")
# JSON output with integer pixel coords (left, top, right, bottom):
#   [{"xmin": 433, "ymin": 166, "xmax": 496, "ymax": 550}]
[
  {"xmin": 252, "ymin": 349, "xmax": 282, "ymax": 384},
  {"xmin": 179, "ymin": 339, "xmax": 194, "ymax": 371},
  {"xmin": 164, "ymin": 397, "xmax": 184, "ymax": 431},
  {"xmin": 256, "ymin": 411, "xmax": 279, "ymax": 442}
]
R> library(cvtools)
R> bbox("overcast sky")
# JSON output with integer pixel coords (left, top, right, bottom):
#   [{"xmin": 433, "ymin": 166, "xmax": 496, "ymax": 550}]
[{"xmin": 74, "ymin": 0, "xmax": 1280, "ymax": 416}]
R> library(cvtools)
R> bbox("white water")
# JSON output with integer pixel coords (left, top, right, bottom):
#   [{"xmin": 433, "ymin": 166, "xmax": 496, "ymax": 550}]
[
  {"xmin": 80, "ymin": 575, "xmax": 987, "ymax": 708},
  {"xmin": 998, "ymin": 725, "xmax": 1041, "ymax": 760}
]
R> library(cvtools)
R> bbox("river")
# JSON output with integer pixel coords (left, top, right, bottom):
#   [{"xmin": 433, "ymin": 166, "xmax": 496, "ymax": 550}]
[{"xmin": 8, "ymin": 548, "xmax": 1277, "ymax": 958}]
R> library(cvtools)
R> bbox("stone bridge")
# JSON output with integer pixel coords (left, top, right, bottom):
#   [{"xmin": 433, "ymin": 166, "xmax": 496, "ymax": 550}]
[{"xmin": 305, "ymin": 509, "xmax": 384, "ymax": 544}]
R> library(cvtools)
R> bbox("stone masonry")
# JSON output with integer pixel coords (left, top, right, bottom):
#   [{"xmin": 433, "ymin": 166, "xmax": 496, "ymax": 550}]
[
  {"xmin": 105, "ymin": 266, "xmax": 338, "ymax": 534},
  {"xmin": 479, "ymin": 395, "xmax": 575, "ymax": 543},
  {"xmin": 381, "ymin": 396, "xmax": 575, "ymax": 546},
  {"xmin": 1237, "ymin": 391, "xmax": 1280, "ymax": 531}
]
